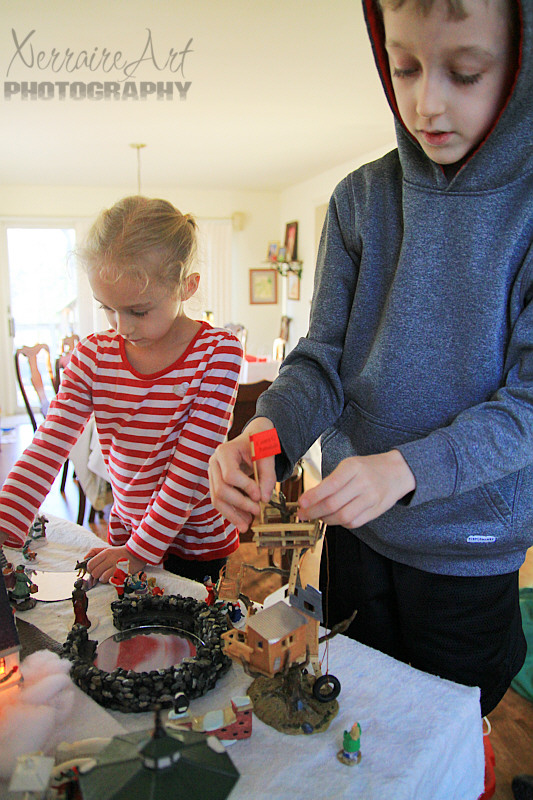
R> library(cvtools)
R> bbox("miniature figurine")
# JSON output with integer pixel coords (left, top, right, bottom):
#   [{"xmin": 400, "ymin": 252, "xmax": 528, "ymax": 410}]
[
  {"xmin": 22, "ymin": 539, "xmax": 37, "ymax": 561},
  {"xmin": 29, "ymin": 513, "xmax": 48, "ymax": 539},
  {"xmin": 75, "ymin": 558, "xmax": 89, "ymax": 578},
  {"xmin": 9, "ymin": 564, "xmax": 38, "ymax": 609},
  {"xmin": 124, "ymin": 570, "xmax": 149, "ymax": 596},
  {"xmin": 109, "ymin": 558, "xmax": 129, "ymax": 599},
  {"xmin": 2, "ymin": 562, "xmax": 16, "ymax": 592},
  {"xmin": 147, "ymin": 577, "xmax": 164, "ymax": 596},
  {"xmin": 227, "ymin": 602, "xmax": 243, "ymax": 624},
  {"xmin": 204, "ymin": 576, "xmax": 216, "ymax": 606},
  {"xmin": 337, "ymin": 722, "xmax": 362, "ymax": 765},
  {"xmin": 72, "ymin": 578, "xmax": 91, "ymax": 629}
]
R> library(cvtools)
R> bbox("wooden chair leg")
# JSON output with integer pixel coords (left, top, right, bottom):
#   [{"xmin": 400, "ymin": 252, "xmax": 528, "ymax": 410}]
[
  {"xmin": 76, "ymin": 482, "xmax": 87, "ymax": 526},
  {"xmin": 60, "ymin": 461, "xmax": 69, "ymax": 493}
]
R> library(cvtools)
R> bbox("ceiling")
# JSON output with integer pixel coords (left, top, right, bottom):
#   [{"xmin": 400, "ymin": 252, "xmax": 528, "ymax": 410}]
[{"xmin": 1, "ymin": 0, "xmax": 395, "ymax": 192}]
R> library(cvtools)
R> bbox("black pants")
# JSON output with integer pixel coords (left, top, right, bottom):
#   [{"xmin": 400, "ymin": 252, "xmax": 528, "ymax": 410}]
[
  {"xmin": 319, "ymin": 526, "xmax": 526, "ymax": 716},
  {"xmin": 164, "ymin": 553, "xmax": 227, "ymax": 583}
]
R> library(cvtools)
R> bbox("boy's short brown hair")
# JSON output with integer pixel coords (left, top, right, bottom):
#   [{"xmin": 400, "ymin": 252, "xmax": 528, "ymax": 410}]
[
  {"xmin": 379, "ymin": 0, "xmax": 468, "ymax": 18},
  {"xmin": 376, "ymin": 0, "xmax": 518, "ymax": 39}
]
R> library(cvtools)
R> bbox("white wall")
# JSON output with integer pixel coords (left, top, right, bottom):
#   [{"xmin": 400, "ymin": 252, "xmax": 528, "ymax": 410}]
[{"xmin": 278, "ymin": 143, "xmax": 395, "ymax": 353}]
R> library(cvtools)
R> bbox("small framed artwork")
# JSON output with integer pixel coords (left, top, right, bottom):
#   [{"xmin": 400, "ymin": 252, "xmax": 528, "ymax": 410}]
[
  {"xmin": 267, "ymin": 241, "xmax": 279, "ymax": 261},
  {"xmin": 287, "ymin": 270, "xmax": 300, "ymax": 300},
  {"xmin": 250, "ymin": 268, "xmax": 278, "ymax": 304},
  {"xmin": 284, "ymin": 221, "xmax": 298, "ymax": 262},
  {"xmin": 277, "ymin": 246, "xmax": 286, "ymax": 262}
]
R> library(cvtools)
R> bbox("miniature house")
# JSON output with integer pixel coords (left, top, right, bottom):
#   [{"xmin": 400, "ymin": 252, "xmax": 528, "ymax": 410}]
[
  {"xmin": 0, "ymin": 569, "xmax": 21, "ymax": 692},
  {"xmin": 168, "ymin": 696, "xmax": 253, "ymax": 741},
  {"xmin": 222, "ymin": 601, "xmax": 308, "ymax": 677}
]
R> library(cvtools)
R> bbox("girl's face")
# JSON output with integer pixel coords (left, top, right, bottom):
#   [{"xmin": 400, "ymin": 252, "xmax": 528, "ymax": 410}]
[
  {"xmin": 383, "ymin": 0, "xmax": 515, "ymax": 164},
  {"xmin": 90, "ymin": 268, "xmax": 193, "ymax": 351}
]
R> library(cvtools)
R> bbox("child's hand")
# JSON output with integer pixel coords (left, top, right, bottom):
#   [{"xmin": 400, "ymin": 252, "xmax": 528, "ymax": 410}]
[
  {"xmin": 298, "ymin": 450, "xmax": 415, "ymax": 529},
  {"xmin": 84, "ymin": 546, "xmax": 146, "ymax": 583},
  {"xmin": 209, "ymin": 417, "xmax": 278, "ymax": 532}
]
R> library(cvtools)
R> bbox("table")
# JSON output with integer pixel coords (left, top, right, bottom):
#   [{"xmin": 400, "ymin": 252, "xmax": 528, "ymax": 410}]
[
  {"xmin": 240, "ymin": 358, "xmax": 281, "ymax": 385},
  {"xmin": 2, "ymin": 517, "xmax": 485, "ymax": 800}
]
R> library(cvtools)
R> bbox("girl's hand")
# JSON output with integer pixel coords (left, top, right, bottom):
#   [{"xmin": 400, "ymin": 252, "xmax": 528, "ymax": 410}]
[
  {"xmin": 298, "ymin": 450, "xmax": 415, "ymax": 529},
  {"xmin": 209, "ymin": 417, "xmax": 278, "ymax": 532},
  {"xmin": 84, "ymin": 546, "xmax": 146, "ymax": 583}
]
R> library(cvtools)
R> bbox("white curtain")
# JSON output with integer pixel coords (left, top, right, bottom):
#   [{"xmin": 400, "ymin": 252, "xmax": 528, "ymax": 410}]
[{"xmin": 191, "ymin": 219, "xmax": 232, "ymax": 328}]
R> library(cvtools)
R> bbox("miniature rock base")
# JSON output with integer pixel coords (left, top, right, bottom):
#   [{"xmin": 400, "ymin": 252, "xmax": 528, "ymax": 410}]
[{"xmin": 247, "ymin": 670, "xmax": 339, "ymax": 735}]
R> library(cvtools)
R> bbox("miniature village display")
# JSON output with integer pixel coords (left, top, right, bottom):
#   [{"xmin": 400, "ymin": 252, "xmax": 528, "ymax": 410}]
[
  {"xmin": 62, "ymin": 592, "xmax": 232, "ymax": 712},
  {"xmin": 219, "ymin": 428, "xmax": 348, "ymax": 736}
]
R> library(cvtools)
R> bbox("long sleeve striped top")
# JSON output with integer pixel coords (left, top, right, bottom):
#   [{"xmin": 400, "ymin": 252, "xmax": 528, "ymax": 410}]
[{"xmin": 0, "ymin": 323, "xmax": 243, "ymax": 564}]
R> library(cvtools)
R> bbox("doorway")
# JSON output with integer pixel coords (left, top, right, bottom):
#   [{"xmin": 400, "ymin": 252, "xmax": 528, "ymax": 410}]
[{"xmin": 3, "ymin": 226, "xmax": 78, "ymax": 415}]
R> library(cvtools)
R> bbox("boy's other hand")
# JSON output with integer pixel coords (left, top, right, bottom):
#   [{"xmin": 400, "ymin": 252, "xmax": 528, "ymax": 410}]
[
  {"xmin": 298, "ymin": 450, "xmax": 415, "ymax": 529},
  {"xmin": 84, "ymin": 545, "xmax": 146, "ymax": 583},
  {"xmin": 209, "ymin": 417, "xmax": 277, "ymax": 533}
]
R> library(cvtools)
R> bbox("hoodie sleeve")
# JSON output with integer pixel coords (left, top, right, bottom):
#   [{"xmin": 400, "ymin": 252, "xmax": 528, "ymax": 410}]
[{"xmin": 256, "ymin": 180, "xmax": 361, "ymax": 479}]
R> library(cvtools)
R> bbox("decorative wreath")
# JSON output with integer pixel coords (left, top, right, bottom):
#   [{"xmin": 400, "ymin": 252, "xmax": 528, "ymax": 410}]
[{"xmin": 61, "ymin": 594, "xmax": 232, "ymax": 713}]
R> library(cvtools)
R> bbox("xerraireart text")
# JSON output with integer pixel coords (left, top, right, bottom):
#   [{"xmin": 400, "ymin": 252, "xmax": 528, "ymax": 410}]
[{"xmin": 4, "ymin": 28, "xmax": 193, "ymax": 101}]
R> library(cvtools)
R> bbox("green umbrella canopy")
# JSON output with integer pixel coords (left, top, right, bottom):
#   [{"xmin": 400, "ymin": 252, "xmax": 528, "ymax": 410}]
[{"xmin": 78, "ymin": 717, "xmax": 240, "ymax": 800}]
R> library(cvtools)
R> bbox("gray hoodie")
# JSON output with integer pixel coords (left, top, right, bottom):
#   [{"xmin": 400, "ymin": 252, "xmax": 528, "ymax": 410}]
[{"xmin": 256, "ymin": 0, "xmax": 533, "ymax": 576}]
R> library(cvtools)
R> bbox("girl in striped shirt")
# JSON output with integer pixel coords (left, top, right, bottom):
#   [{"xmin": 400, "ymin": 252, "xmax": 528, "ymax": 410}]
[{"xmin": 0, "ymin": 196, "xmax": 243, "ymax": 582}]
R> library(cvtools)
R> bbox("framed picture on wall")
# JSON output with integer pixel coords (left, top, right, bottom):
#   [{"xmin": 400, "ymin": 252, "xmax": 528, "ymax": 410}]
[
  {"xmin": 284, "ymin": 221, "xmax": 298, "ymax": 262},
  {"xmin": 287, "ymin": 270, "xmax": 300, "ymax": 300},
  {"xmin": 249, "ymin": 268, "xmax": 278, "ymax": 304},
  {"xmin": 267, "ymin": 241, "xmax": 279, "ymax": 261}
]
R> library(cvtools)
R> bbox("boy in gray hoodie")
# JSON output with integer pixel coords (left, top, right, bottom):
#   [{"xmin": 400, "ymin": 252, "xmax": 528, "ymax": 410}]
[{"xmin": 209, "ymin": 0, "xmax": 531, "ymax": 718}]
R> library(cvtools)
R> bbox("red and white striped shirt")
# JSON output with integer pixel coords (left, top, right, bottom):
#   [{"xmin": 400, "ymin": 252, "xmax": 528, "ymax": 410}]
[{"xmin": 0, "ymin": 323, "xmax": 243, "ymax": 565}]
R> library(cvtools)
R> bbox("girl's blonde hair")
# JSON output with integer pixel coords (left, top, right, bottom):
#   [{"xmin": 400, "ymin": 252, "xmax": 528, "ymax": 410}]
[{"xmin": 80, "ymin": 195, "xmax": 198, "ymax": 294}]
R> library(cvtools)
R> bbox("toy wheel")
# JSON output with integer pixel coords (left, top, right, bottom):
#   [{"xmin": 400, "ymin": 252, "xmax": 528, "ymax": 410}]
[{"xmin": 312, "ymin": 673, "xmax": 341, "ymax": 702}]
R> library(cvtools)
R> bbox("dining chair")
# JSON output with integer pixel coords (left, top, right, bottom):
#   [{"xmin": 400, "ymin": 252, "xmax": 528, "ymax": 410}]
[
  {"xmin": 14, "ymin": 343, "xmax": 95, "ymax": 526},
  {"xmin": 14, "ymin": 344, "xmax": 55, "ymax": 431},
  {"xmin": 53, "ymin": 333, "xmax": 80, "ymax": 392},
  {"xmin": 227, "ymin": 380, "xmax": 272, "ymax": 441}
]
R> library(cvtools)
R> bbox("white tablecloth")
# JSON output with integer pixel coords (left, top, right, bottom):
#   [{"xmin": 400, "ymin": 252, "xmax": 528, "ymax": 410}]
[
  {"xmin": 4, "ymin": 517, "xmax": 485, "ymax": 800},
  {"xmin": 240, "ymin": 359, "xmax": 281, "ymax": 384}
]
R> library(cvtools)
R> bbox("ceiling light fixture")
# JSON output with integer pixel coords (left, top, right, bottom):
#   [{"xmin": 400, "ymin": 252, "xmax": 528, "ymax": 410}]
[{"xmin": 129, "ymin": 143, "xmax": 147, "ymax": 194}]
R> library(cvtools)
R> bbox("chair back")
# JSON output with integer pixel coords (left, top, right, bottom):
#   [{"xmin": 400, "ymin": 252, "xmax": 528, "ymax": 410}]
[
  {"xmin": 53, "ymin": 334, "xmax": 80, "ymax": 391},
  {"xmin": 228, "ymin": 380, "xmax": 272, "ymax": 440},
  {"xmin": 14, "ymin": 344, "xmax": 55, "ymax": 432}
]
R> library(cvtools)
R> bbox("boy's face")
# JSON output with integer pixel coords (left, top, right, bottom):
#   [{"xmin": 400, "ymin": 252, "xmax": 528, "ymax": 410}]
[{"xmin": 383, "ymin": 0, "xmax": 515, "ymax": 165}]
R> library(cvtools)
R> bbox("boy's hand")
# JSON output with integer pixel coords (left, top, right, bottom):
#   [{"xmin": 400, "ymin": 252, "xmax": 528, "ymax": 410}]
[
  {"xmin": 84, "ymin": 546, "xmax": 146, "ymax": 583},
  {"xmin": 209, "ymin": 417, "xmax": 278, "ymax": 532},
  {"xmin": 298, "ymin": 450, "xmax": 415, "ymax": 529}
]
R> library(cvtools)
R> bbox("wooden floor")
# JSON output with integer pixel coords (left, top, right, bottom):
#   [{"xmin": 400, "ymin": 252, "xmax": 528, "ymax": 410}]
[{"xmin": 1, "ymin": 415, "xmax": 533, "ymax": 799}]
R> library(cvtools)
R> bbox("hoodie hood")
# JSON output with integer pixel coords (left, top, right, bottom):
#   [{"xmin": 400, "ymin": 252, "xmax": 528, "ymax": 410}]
[{"xmin": 362, "ymin": 0, "xmax": 532, "ymax": 191}]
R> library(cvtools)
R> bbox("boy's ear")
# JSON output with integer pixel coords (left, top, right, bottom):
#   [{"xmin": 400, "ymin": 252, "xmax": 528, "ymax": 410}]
[{"xmin": 181, "ymin": 272, "xmax": 200, "ymax": 301}]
